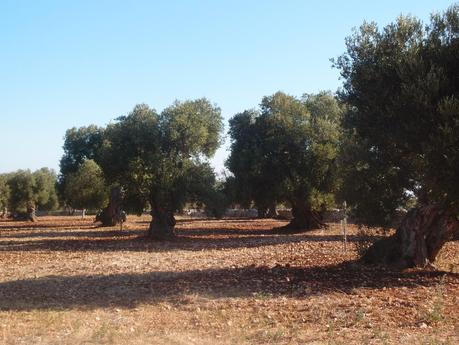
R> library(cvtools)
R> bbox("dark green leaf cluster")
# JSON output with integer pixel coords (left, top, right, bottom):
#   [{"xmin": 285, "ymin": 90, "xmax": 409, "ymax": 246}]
[
  {"xmin": 0, "ymin": 175, "xmax": 10, "ymax": 211},
  {"xmin": 60, "ymin": 125, "xmax": 105, "ymax": 177},
  {"xmin": 63, "ymin": 160, "xmax": 108, "ymax": 210},
  {"xmin": 335, "ymin": 4, "xmax": 459, "ymax": 225},
  {"xmin": 227, "ymin": 91, "xmax": 342, "ymax": 211},
  {"xmin": 0, "ymin": 168, "xmax": 59, "ymax": 213},
  {"xmin": 60, "ymin": 99, "xmax": 224, "ymax": 215}
]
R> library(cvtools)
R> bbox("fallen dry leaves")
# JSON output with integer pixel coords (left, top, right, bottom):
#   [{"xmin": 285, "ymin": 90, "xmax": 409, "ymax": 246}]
[{"xmin": 0, "ymin": 215, "xmax": 458, "ymax": 344}]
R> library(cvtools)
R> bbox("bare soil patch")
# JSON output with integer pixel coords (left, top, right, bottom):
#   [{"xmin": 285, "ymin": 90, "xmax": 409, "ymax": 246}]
[{"xmin": 0, "ymin": 216, "xmax": 458, "ymax": 344}]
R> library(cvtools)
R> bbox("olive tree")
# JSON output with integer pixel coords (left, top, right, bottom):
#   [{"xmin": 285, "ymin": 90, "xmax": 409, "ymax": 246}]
[
  {"xmin": 0, "ymin": 175, "xmax": 10, "ymax": 217},
  {"xmin": 59, "ymin": 125, "xmax": 105, "ymax": 179},
  {"xmin": 226, "ymin": 110, "xmax": 280, "ymax": 217},
  {"xmin": 58, "ymin": 125, "xmax": 119, "ymax": 222},
  {"xmin": 99, "ymin": 99, "xmax": 223, "ymax": 239},
  {"xmin": 5, "ymin": 168, "xmax": 58, "ymax": 220},
  {"xmin": 227, "ymin": 91, "xmax": 342, "ymax": 230},
  {"xmin": 334, "ymin": 5, "xmax": 459, "ymax": 267},
  {"xmin": 33, "ymin": 168, "xmax": 59, "ymax": 211},
  {"xmin": 63, "ymin": 159, "xmax": 108, "ymax": 214},
  {"xmin": 7, "ymin": 170, "xmax": 36, "ymax": 219}
]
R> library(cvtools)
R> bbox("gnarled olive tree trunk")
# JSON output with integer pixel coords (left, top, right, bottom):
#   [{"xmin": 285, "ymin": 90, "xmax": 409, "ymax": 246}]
[
  {"xmin": 27, "ymin": 204, "xmax": 37, "ymax": 222},
  {"xmin": 148, "ymin": 206, "xmax": 176, "ymax": 240},
  {"xmin": 279, "ymin": 199, "xmax": 327, "ymax": 232},
  {"xmin": 363, "ymin": 205, "xmax": 459, "ymax": 268},
  {"xmin": 289, "ymin": 206, "xmax": 325, "ymax": 230},
  {"xmin": 257, "ymin": 202, "xmax": 278, "ymax": 219},
  {"xmin": 266, "ymin": 203, "xmax": 278, "ymax": 219},
  {"xmin": 96, "ymin": 186, "xmax": 124, "ymax": 226},
  {"xmin": 257, "ymin": 206, "xmax": 268, "ymax": 219}
]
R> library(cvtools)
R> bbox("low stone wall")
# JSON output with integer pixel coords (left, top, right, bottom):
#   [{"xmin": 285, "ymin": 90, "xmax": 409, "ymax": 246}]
[{"xmin": 224, "ymin": 209, "xmax": 258, "ymax": 218}]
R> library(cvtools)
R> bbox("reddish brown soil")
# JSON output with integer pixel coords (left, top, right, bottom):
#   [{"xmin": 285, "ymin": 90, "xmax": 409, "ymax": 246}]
[{"xmin": 0, "ymin": 215, "xmax": 458, "ymax": 344}]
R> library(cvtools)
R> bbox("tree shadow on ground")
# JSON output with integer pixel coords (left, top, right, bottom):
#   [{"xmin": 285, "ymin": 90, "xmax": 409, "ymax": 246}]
[
  {"xmin": 0, "ymin": 222, "xmax": 97, "ymax": 231},
  {"xmin": 0, "ymin": 229, "xmax": 145, "ymax": 240},
  {"xmin": 0, "ymin": 226, "xmax": 385, "ymax": 253},
  {"xmin": 0, "ymin": 261, "xmax": 456, "ymax": 312}
]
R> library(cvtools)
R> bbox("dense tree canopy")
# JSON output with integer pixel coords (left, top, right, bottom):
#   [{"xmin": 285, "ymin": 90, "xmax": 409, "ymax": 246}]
[
  {"xmin": 1, "ymin": 168, "xmax": 59, "ymax": 218},
  {"xmin": 226, "ymin": 109, "xmax": 279, "ymax": 216},
  {"xmin": 227, "ymin": 91, "xmax": 342, "ymax": 230},
  {"xmin": 7, "ymin": 170, "xmax": 36, "ymax": 214},
  {"xmin": 335, "ymin": 5, "xmax": 459, "ymax": 266},
  {"xmin": 58, "ymin": 125, "xmax": 105, "ymax": 207},
  {"xmin": 100, "ymin": 100, "xmax": 223, "ymax": 238},
  {"xmin": 63, "ymin": 159, "xmax": 108, "ymax": 211},
  {"xmin": 59, "ymin": 99, "xmax": 224, "ymax": 238},
  {"xmin": 0, "ymin": 175, "xmax": 11, "ymax": 214},
  {"xmin": 59, "ymin": 125, "xmax": 105, "ymax": 178},
  {"xmin": 33, "ymin": 168, "xmax": 59, "ymax": 211}
]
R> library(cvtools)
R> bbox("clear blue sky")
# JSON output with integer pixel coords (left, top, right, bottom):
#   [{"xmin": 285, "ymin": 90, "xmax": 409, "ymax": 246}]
[{"xmin": 0, "ymin": 0, "xmax": 454, "ymax": 174}]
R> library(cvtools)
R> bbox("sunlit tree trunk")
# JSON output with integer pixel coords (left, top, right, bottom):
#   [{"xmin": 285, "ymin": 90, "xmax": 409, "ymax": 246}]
[
  {"xmin": 363, "ymin": 205, "xmax": 459, "ymax": 268},
  {"xmin": 27, "ymin": 204, "xmax": 37, "ymax": 222}
]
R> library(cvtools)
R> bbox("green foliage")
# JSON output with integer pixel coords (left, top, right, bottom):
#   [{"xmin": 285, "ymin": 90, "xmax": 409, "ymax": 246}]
[
  {"xmin": 227, "ymin": 91, "xmax": 342, "ymax": 214},
  {"xmin": 33, "ymin": 168, "xmax": 59, "ymax": 211},
  {"xmin": 59, "ymin": 125, "xmax": 105, "ymax": 201},
  {"xmin": 160, "ymin": 99, "xmax": 223, "ymax": 157},
  {"xmin": 63, "ymin": 160, "xmax": 108, "ymax": 210},
  {"xmin": 61, "ymin": 99, "xmax": 223, "ymax": 213},
  {"xmin": 60, "ymin": 125, "xmax": 104, "ymax": 177},
  {"xmin": 226, "ymin": 109, "xmax": 275, "ymax": 208},
  {"xmin": 334, "ymin": 4, "xmax": 459, "ymax": 226},
  {"xmin": 0, "ymin": 175, "xmax": 11, "ymax": 210},
  {"xmin": 7, "ymin": 170, "xmax": 38, "ymax": 213},
  {"xmin": 4, "ymin": 168, "xmax": 58, "ymax": 213}
]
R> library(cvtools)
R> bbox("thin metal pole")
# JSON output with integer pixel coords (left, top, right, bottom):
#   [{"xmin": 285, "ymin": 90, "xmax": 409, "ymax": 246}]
[{"xmin": 343, "ymin": 201, "xmax": 347, "ymax": 252}]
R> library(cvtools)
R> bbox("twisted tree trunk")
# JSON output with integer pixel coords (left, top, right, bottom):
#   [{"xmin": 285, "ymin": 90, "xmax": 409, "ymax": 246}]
[
  {"xmin": 278, "ymin": 200, "xmax": 327, "ymax": 232},
  {"xmin": 257, "ymin": 202, "xmax": 278, "ymax": 219},
  {"xmin": 266, "ymin": 202, "xmax": 278, "ymax": 218},
  {"xmin": 97, "ymin": 186, "xmax": 124, "ymax": 226},
  {"xmin": 27, "ymin": 204, "xmax": 37, "ymax": 222},
  {"xmin": 363, "ymin": 205, "xmax": 459, "ymax": 268},
  {"xmin": 148, "ymin": 206, "xmax": 176, "ymax": 240},
  {"xmin": 289, "ymin": 206, "xmax": 325, "ymax": 230},
  {"xmin": 257, "ymin": 206, "xmax": 268, "ymax": 219}
]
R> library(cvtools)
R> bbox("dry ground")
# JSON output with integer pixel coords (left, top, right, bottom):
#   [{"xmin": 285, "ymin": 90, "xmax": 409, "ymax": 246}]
[{"xmin": 0, "ymin": 215, "xmax": 458, "ymax": 344}]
